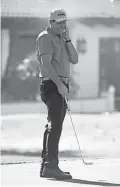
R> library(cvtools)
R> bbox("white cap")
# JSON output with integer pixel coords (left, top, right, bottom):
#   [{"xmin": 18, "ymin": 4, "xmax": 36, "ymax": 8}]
[{"xmin": 49, "ymin": 8, "xmax": 67, "ymax": 22}]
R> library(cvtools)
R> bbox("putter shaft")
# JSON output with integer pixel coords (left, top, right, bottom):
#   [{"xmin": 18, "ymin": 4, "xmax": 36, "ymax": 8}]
[{"xmin": 65, "ymin": 97, "xmax": 93, "ymax": 165}]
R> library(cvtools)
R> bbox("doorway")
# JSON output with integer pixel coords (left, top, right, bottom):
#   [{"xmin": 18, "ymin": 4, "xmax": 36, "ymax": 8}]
[{"xmin": 99, "ymin": 37, "xmax": 120, "ymax": 110}]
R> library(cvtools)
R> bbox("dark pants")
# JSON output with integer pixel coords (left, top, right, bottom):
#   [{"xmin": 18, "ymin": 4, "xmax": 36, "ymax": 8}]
[{"xmin": 40, "ymin": 80, "xmax": 68, "ymax": 168}]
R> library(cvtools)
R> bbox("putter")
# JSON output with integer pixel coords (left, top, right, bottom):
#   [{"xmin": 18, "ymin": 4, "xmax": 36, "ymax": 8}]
[{"xmin": 65, "ymin": 97, "xmax": 93, "ymax": 165}]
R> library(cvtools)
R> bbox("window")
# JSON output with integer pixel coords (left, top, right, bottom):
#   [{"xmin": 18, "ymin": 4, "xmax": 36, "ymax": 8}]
[{"xmin": 76, "ymin": 38, "xmax": 87, "ymax": 54}]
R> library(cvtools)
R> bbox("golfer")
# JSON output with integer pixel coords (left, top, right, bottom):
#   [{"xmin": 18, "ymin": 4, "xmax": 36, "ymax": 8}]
[{"xmin": 36, "ymin": 8, "xmax": 78, "ymax": 180}]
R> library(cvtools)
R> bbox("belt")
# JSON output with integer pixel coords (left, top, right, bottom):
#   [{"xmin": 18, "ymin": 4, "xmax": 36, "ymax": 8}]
[{"xmin": 41, "ymin": 76, "xmax": 69, "ymax": 84}]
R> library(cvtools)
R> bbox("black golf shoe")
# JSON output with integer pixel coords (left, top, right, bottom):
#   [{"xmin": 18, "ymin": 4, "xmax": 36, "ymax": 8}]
[
  {"xmin": 40, "ymin": 166, "xmax": 72, "ymax": 180},
  {"xmin": 40, "ymin": 162, "xmax": 70, "ymax": 177}
]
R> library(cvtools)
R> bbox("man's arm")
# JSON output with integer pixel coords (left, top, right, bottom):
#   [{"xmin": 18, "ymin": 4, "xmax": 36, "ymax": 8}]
[
  {"xmin": 40, "ymin": 54, "xmax": 62, "ymax": 87},
  {"xmin": 65, "ymin": 41, "xmax": 78, "ymax": 64},
  {"xmin": 62, "ymin": 26, "xmax": 78, "ymax": 64},
  {"xmin": 40, "ymin": 55, "xmax": 69, "ymax": 97},
  {"xmin": 36, "ymin": 35, "xmax": 69, "ymax": 97},
  {"xmin": 36, "ymin": 35, "xmax": 62, "ymax": 87}
]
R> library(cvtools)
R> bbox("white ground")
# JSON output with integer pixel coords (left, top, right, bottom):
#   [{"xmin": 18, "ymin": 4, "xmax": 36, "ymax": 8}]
[
  {"xmin": 1, "ymin": 112, "xmax": 120, "ymax": 186},
  {"xmin": 1, "ymin": 159, "xmax": 120, "ymax": 187},
  {"xmin": 1, "ymin": 113, "xmax": 120, "ymax": 158}
]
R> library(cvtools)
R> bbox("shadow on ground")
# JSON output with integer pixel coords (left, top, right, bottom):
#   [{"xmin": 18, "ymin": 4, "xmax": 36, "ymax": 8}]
[{"xmin": 48, "ymin": 178, "xmax": 120, "ymax": 186}]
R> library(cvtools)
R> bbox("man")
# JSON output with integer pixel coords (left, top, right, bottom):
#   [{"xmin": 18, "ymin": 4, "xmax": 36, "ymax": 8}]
[{"xmin": 36, "ymin": 8, "xmax": 78, "ymax": 180}]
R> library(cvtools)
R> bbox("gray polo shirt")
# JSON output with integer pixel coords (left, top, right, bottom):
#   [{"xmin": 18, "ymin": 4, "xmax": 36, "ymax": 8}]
[{"xmin": 36, "ymin": 27, "xmax": 70, "ymax": 78}]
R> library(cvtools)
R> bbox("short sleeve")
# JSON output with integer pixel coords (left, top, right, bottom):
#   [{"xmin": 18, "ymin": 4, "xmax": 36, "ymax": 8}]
[{"xmin": 36, "ymin": 35, "xmax": 53, "ymax": 56}]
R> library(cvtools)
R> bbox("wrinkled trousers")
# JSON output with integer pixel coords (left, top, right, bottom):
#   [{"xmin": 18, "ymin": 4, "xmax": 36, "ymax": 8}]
[{"xmin": 40, "ymin": 80, "xmax": 68, "ymax": 168}]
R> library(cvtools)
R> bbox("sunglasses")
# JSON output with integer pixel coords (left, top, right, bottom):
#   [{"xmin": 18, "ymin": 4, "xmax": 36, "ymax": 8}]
[{"xmin": 52, "ymin": 20, "xmax": 67, "ymax": 24}]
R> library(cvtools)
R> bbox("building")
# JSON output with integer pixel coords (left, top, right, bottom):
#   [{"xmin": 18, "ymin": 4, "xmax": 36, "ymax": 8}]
[
  {"xmin": 1, "ymin": 0, "xmax": 120, "ymax": 111},
  {"xmin": 72, "ymin": 17, "xmax": 120, "ymax": 99}
]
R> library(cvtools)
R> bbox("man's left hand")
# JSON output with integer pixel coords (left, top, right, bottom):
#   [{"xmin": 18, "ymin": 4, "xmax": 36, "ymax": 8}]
[{"xmin": 62, "ymin": 26, "xmax": 70, "ymax": 41}]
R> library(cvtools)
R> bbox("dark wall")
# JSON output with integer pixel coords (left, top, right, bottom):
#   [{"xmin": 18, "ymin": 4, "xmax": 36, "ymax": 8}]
[
  {"xmin": 2, "ymin": 17, "xmax": 48, "ymax": 33},
  {"xmin": 1, "ymin": 17, "xmax": 48, "ymax": 102},
  {"xmin": 2, "ymin": 17, "xmax": 48, "ymax": 73}
]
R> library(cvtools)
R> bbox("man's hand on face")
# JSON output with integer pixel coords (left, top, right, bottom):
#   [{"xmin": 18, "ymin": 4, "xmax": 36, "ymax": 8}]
[{"xmin": 62, "ymin": 26, "xmax": 70, "ymax": 41}]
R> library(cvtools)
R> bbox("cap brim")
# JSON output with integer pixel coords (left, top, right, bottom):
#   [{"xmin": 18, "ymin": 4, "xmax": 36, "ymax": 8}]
[{"xmin": 55, "ymin": 17, "xmax": 67, "ymax": 22}]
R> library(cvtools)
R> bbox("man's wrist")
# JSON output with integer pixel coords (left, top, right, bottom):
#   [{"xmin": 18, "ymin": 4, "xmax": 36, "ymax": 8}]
[
  {"xmin": 64, "ymin": 36, "xmax": 71, "ymax": 42},
  {"xmin": 65, "ymin": 39, "xmax": 71, "ymax": 43}
]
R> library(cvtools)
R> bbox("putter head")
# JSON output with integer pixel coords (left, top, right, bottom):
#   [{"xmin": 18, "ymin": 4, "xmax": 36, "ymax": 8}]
[
  {"xmin": 85, "ymin": 162, "xmax": 93, "ymax": 165},
  {"xmin": 83, "ymin": 160, "xmax": 93, "ymax": 165}
]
